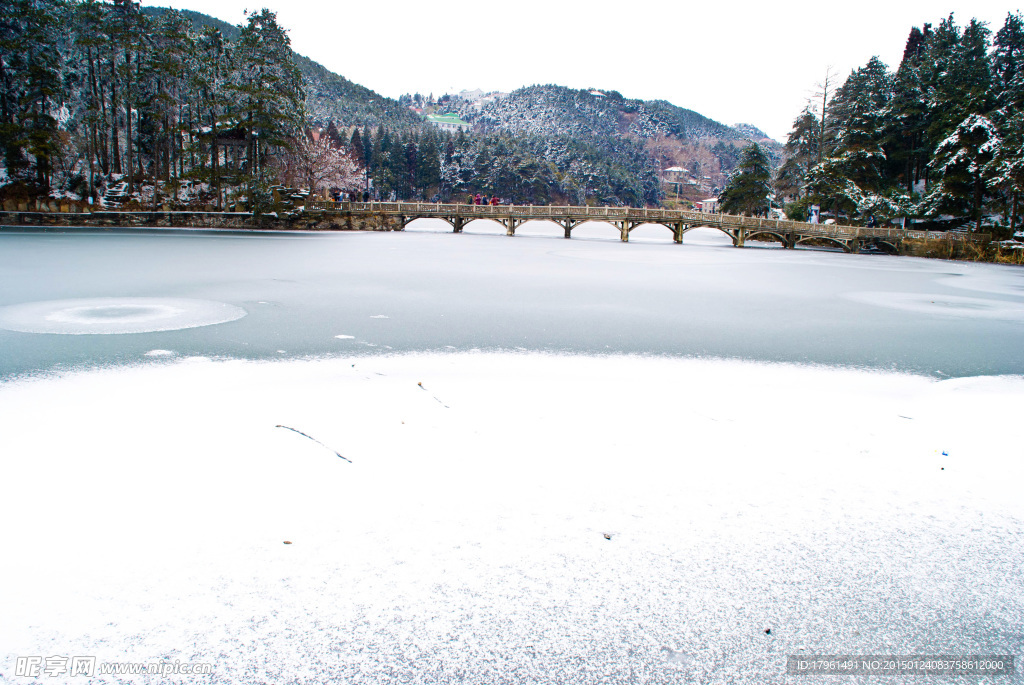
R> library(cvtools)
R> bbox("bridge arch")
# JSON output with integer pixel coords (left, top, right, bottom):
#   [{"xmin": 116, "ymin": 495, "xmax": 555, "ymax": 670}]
[
  {"xmin": 867, "ymin": 239, "xmax": 900, "ymax": 255},
  {"xmin": 794, "ymin": 235, "xmax": 849, "ymax": 251},
  {"xmin": 513, "ymin": 218, "xmax": 578, "ymax": 236},
  {"xmin": 304, "ymin": 201, "xmax": 989, "ymax": 254},
  {"xmin": 402, "ymin": 216, "xmax": 456, "ymax": 231},
  {"xmin": 568, "ymin": 219, "xmax": 627, "ymax": 240},
  {"xmin": 626, "ymin": 221, "xmax": 679, "ymax": 239},
  {"xmin": 681, "ymin": 224, "xmax": 736, "ymax": 241},
  {"xmin": 746, "ymin": 229, "xmax": 791, "ymax": 246},
  {"xmin": 457, "ymin": 216, "xmax": 509, "ymax": 234}
]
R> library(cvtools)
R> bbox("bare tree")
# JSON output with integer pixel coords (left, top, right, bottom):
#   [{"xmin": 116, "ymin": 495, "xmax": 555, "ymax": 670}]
[{"xmin": 811, "ymin": 66, "xmax": 838, "ymax": 163}]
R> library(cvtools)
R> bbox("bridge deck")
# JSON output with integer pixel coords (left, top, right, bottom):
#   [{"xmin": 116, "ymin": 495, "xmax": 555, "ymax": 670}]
[{"xmin": 305, "ymin": 201, "xmax": 989, "ymax": 248}]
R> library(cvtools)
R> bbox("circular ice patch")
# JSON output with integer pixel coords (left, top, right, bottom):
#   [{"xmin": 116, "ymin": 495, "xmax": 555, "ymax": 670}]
[
  {"xmin": 0, "ymin": 297, "xmax": 247, "ymax": 334},
  {"xmin": 842, "ymin": 291, "xmax": 1024, "ymax": 321}
]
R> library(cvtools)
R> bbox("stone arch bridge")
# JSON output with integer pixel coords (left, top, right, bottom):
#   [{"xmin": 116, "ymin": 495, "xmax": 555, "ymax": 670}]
[{"xmin": 306, "ymin": 201, "xmax": 988, "ymax": 253}]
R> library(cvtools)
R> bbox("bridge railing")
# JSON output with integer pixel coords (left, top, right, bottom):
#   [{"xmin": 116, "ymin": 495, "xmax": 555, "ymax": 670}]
[
  {"xmin": 303, "ymin": 201, "xmax": 990, "ymax": 243},
  {"xmin": 904, "ymin": 229, "xmax": 991, "ymax": 242}
]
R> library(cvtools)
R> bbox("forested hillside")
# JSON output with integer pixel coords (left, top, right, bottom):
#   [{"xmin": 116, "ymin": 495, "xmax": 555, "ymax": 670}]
[
  {"xmin": 0, "ymin": 1, "xmax": 777, "ymax": 210},
  {"xmin": 143, "ymin": 7, "xmax": 422, "ymax": 132},
  {"xmin": 467, "ymin": 86, "xmax": 738, "ymax": 141},
  {"xmin": 457, "ymin": 85, "xmax": 782, "ymax": 198},
  {"xmin": 1, "ymin": 0, "xmax": 316, "ymax": 211},
  {"xmin": 777, "ymin": 12, "xmax": 1024, "ymax": 234}
]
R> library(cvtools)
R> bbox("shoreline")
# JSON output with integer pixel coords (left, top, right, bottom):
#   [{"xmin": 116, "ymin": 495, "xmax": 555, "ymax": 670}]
[{"xmin": 2, "ymin": 209, "xmax": 1014, "ymax": 264}]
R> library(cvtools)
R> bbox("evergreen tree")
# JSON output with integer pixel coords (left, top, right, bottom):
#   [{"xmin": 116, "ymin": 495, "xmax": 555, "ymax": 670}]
[
  {"xmin": 416, "ymin": 128, "xmax": 440, "ymax": 192},
  {"xmin": 775, "ymin": 107, "xmax": 818, "ymax": 200},
  {"xmin": 924, "ymin": 16, "xmax": 992, "ymax": 158},
  {"xmin": 990, "ymin": 13, "xmax": 1024, "ymax": 228},
  {"xmin": 992, "ymin": 12, "xmax": 1024, "ymax": 112},
  {"xmin": 193, "ymin": 24, "xmax": 232, "ymax": 207},
  {"xmin": 230, "ymin": 8, "xmax": 303, "ymax": 209},
  {"xmin": 348, "ymin": 127, "xmax": 361, "ymax": 158},
  {"xmin": 0, "ymin": 0, "xmax": 63, "ymax": 190},
  {"xmin": 360, "ymin": 124, "xmax": 372, "ymax": 169},
  {"xmin": 139, "ymin": 9, "xmax": 192, "ymax": 203},
  {"xmin": 988, "ymin": 110, "xmax": 1024, "ymax": 230},
  {"xmin": 920, "ymin": 114, "xmax": 1000, "ymax": 231},
  {"xmin": 886, "ymin": 24, "xmax": 932, "ymax": 193},
  {"xmin": 324, "ymin": 120, "xmax": 342, "ymax": 148},
  {"xmin": 817, "ymin": 56, "xmax": 904, "ymax": 220},
  {"xmin": 719, "ymin": 143, "xmax": 771, "ymax": 216}
]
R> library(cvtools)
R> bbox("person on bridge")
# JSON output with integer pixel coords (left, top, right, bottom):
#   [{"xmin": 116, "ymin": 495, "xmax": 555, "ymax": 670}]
[
  {"xmin": 474, "ymin": 193, "xmax": 482, "ymax": 205},
  {"xmin": 490, "ymin": 195, "xmax": 499, "ymax": 206}
]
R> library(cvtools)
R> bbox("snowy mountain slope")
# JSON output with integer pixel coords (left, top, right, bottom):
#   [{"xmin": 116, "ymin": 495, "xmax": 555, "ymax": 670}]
[
  {"xmin": 455, "ymin": 85, "xmax": 783, "ymax": 195},
  {"xmin": 141, "ymin": 8, "xmax": 780, "ymax": 202},
  {"xmin": 466, "ymin": 85, "xmax": 740, "ymax": 142},
  {"xmin": 732, "ymin": 123, "xmax": 776, "ymax": 142}
]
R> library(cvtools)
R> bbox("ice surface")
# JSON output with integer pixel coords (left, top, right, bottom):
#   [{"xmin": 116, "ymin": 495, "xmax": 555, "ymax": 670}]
[
  {"xmin": 1, "ymin": 225, "xmax": 1022, "ymax": 682},
  {"xmin": 2, "ymin": 227, "xmax": 1024, "ymax": 376},
  {"xmin": 0, "ymin": 297, "xmax": 246, "ymax": 335},
  {"xmin": 0, "ymin": 353, "xmax": 1021, "ymax": 684},
  {"xmin": 842, "ymin": 291, "xmax": 1024, "ymax": 321}
]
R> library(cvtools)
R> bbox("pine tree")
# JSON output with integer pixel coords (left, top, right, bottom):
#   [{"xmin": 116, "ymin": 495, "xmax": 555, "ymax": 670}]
[
  {"xmin": 775, "ymin": 107, "xmax": 818, "ymax": 201},
  {"xmin": 804, "ymin": 57, "xmax": 908, "ymax": 222},
  {"xmin": 348, "ymin": 127, "xmax": 362, "ymax": 161},
  {"xmin": 920, "ymin": 114, "xmax": 1000, "ymax": 231},
  {"xmin": 416, "ymin": 128, "xmax": 440, "ymax": 193},
  {"xmin": 359, "ymin": 125, "xmax": 370, "ymax": 167},
  {"xmin": 324, "ymin": 120, "xmax": 342, "ymax": 148},
  {"xmin": 924, "ymin": 17, "xmax": 992, "ymax": 159},
  {"xmin": 832, "ymin": 59, "xmax": 892, "ymax": 198},
  {"xmin": 0, "ymin": 0, "xmax": 64, "ymax": 191},
  {"xmin": 106, "ymin": 0, "xmax": 146, "ymax": 195},
  {"xmin": 989, "ymin": 110, "xmax": 1024, "ymax": 231},
  {"xmin": 990, "ymin": 13, "xmax": 1024, "ymax": 229},
  {"xmin": 992, "ymin": 12, "xmax": 1024, "ymax": 112},
  {"xmin": 719, "ymin": 143, "xmax": 771, "ymax": 216},
  {"xmin": 230, "ymin": 8, "xmax": 303, "ymax": 210},
  {"xmin": 139, "ymin": 9, "xmax": 191, "ymax": 204},
  {"xmin": 886, "ymin": 24, "xmax": 932, "ymax": 193}
]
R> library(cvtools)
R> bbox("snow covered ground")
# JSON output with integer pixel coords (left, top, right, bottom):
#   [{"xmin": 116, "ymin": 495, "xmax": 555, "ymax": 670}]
[
  {"xmin": 1, "ymin": 225, "xmax": 1023, "ymax": 683},
  {"xmin": 1, "ymin": 352, "xmax": 1022, "ymax": 683}
]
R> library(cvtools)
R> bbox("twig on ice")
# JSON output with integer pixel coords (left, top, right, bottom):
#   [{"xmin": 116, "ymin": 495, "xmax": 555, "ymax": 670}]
[
  {"xmin": 275, "ymin": 425, "xmax": 352, "ymax": 463},
  {"xmin": 417, "ymin": 381, "xmax": 449, "ymax": 409}
]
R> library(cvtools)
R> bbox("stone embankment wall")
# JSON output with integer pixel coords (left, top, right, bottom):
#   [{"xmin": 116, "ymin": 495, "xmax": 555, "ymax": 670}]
[{"xmin": 0, "ymin": 208, "xmax": 401, "ymax": 232}]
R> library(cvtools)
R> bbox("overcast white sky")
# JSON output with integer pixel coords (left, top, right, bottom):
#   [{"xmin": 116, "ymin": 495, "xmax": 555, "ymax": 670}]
[{"xmin": 162, "ymin": 0, "xmax": 1020, "ymax": 142}]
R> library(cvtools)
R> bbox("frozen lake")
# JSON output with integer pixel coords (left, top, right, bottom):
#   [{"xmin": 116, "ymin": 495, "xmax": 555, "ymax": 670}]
[
  {"xmin": 1, "ymin": 221, "xmax": 1023, "ymax": 684},
  {"xmin": 2, "ymin": 220, "xmax": 1024, "ymax": 378}
]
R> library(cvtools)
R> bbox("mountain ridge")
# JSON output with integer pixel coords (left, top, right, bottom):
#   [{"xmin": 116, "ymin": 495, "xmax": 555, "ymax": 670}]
[{"xmin": 146, "ymin": 6, "xmax": 784, "ymax": 201}]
